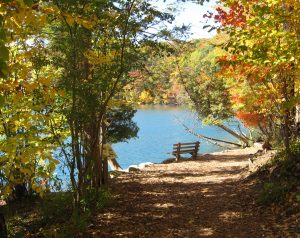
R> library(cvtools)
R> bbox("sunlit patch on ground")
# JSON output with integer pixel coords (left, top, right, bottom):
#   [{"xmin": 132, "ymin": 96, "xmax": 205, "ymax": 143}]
[
  {"xmin": 153, "ymin": 202, "xmax": 175, "ymax": 208},
  {"xmin": 218, "ymin": 211, "xmax": 241, "ymax": 222},
  {"xmin": 198, "ymin": 227, "xmax": 215, "ymax": 236}
]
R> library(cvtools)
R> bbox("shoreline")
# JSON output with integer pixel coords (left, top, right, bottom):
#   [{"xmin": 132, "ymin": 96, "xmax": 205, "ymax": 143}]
[{"xmin": 119, "ymin": 143, "xmax": 266, "ymax": 173}]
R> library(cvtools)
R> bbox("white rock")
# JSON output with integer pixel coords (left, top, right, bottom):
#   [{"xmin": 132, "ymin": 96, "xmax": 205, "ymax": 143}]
[
  {"xmin": 138, "ymin": 162, "xmax": 153, "ymax": 169},
  {"xmin": 253, "ymin": 142, "xmax": 263, "ymax": 150}
]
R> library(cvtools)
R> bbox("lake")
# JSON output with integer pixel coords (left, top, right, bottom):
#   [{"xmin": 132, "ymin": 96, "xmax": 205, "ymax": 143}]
[{"xmin": 112, "ymin": 105, "xmax": 240, "ymax": 170}]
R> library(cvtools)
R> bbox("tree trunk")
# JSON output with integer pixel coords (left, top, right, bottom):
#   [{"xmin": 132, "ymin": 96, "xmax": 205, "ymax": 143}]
[
  {"xmin": 108, "ymin": 157, "xmax": 122, "ymax": 171},
  {"xmin": 102, "ymin": 159, "xmax": 109, "ymax": 186},
  {"xmin": 216, "ymin": 124, "xmax": 250, "ymax": 146},
  {"xmin": 0, "ymin": 213, "xmax": 7, "ymax": 238},
  {"xmin": 283, "ymin": 112, "xmax": 291, "ymax": 153},
  {"xmin": 92, "ymin": 127, "xmax": 101, "ymax": 191},
  {"xmin": 178, "ymin": 119, "xmax": 243, "ymax": 148},
  {"xmin": 101, "ymin": 120, "xmax": 109, "ymax": 186}
]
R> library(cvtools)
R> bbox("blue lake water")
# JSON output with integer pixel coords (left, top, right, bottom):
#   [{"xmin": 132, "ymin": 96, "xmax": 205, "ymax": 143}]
[
  {"xmin": 54, "ymin": 105, "xmax": 244, "ymax": 189},
  {"xmin": 112, "ymin": 105, "xmax": 240, "ymax": 169}
]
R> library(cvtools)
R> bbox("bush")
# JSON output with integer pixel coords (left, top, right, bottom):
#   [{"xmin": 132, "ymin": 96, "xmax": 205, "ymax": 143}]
[
  {"xmin": 258, "ymin": 181, "xmax": 294, "ymax": 205},
  {"xmin": 257, "ymin": 143, "xmax": 300, "ymax": 205},
  {"xmin": 290, "ymin": 139, "xmax": 300, "ymax": 158},
  {"xmin": 55, "ymin": 189, "xmax": 111, "ymax": 237},
  {"xmin": 2, "ymin": 188, "xmax": 112, "ymax": 237},
  {"xmin": 39, "ymin": 192, "xmax": 73, "ymax": 222},
  {"xmin": 81, "ymin": 188, "xmax": 111, "ymax": 213}
]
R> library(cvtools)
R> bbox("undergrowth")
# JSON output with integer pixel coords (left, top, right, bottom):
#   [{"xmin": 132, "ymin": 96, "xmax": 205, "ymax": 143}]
[
  {"xmin": 257, "ymin": 140, "xmax": 300, "ymax": 206},
  {"xmin": 2, "ymin": 189, "xmax": 112, "ymax": 238}
]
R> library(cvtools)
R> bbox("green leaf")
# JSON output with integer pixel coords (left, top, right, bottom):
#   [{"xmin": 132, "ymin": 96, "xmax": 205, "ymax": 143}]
[
  {"xmin": 0, "ymin": 29, "xmax": 5, "ymax": 41},
  {"xmin": 0, "ymin": 45, "xmax": 9, "ymax": 61},
  {"xmin": 0, "ymin": 60, "xmax": 8, "ymax": 78},
  {"xmin": 24, "ymin": 0, "xmax": 33, "ymax": 6},
  {"xmin": 0, "ymin": 95, "xmax": 5, "ymax": 107}
]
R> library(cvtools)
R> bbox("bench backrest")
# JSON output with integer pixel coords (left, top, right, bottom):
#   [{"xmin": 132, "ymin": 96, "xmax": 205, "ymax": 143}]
[
  {"xmin": 172, "ymin": 141, "xmax": 200, "ymax": 160},
  {"xmin": 173, "ymin": 142, "xmax": 200, "ymax": 150}
]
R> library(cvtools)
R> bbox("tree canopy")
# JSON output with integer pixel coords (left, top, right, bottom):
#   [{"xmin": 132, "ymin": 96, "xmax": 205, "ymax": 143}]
[{"xmin": 0, "ymin": 0, "xmax": 179, "ymax": 206}]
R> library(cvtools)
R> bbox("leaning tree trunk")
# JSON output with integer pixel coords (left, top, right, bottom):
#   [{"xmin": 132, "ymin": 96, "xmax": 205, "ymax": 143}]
[
  {"xmin": 216, "ymin": 124, "xmax": 250, "ymax": 146},
  {"xmin": 179, "ymin": 120, "xmax": 243, "ymax": 148},
  {"xmin": 108, "ymin": 157, "xmax": 122, "ymax": 171}
]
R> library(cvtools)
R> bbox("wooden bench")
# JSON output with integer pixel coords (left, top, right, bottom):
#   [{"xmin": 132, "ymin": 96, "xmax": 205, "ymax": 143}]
[{"xmin": 172, "ymin": 141, "xmax": 200, "ymax": 161}]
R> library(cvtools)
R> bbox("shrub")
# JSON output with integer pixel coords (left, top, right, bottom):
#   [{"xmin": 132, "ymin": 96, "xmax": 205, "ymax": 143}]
[
  {"xmin": 258, "ymin": 181, "xmax": 294, "ymax": 205},
  {"xmin": 257, "ymin": 143, "xmax": 300, "ymax": 205},
  {"xmin": 81, "ymin": 188, "xmax": 112, "ymax": 212}
]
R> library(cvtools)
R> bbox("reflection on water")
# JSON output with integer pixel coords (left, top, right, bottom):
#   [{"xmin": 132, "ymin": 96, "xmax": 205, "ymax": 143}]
[{"xmin": 112, "ymin": 105, "xmax": 239, "ymax": 169}]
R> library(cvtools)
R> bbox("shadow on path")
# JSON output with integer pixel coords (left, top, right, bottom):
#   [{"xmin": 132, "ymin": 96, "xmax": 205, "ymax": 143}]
[{"xmin": 90, "ymin": 152, "xmax": 273, "ymax": 237}]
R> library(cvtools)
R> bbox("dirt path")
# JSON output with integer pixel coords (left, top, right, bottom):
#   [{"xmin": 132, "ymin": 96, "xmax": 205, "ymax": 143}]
[{"xmin": 89, "ymin": 148, "xmax": 277, "ymax": 237}]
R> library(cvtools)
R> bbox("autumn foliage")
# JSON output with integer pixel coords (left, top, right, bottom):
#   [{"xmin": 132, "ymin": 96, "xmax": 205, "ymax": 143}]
[
  {"xmin": 214, "ymin": 0, "xmax": 300, "ymax": 149},
  {"xmin": 214, "ymin": 4, "xmax": 246, "ymax": 27},
  {"xmin": 0, "ymin": 0, "xmax": 177, "ymax": 205},
  {"xmin": 235, "ymin": 111, "xmax": 266, "ymax": 128}
]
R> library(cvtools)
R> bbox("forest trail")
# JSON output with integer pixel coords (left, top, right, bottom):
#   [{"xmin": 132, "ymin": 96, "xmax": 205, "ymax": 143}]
[{"xmin": 89, "ymin": 148, "xmax": 279, "ymax": 238}]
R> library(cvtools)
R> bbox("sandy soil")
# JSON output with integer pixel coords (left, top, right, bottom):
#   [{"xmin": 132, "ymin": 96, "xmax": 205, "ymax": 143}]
[{"xmin": 88, "ymin": 148, "xmax": 295, "ymax": 238}]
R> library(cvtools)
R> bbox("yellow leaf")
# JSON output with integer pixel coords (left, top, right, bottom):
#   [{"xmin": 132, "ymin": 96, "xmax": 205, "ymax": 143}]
[
  {"xmin": 43, "ymin": 5, "xmax": 60, "ymax": 14},
  {"xmin": 20, "ymin": 168, "xmax": 32, "ymax": 176},
  {"xmin": 20, "ymin": 156, "xmax": 29, "ymax": 163},
  {"xmin": 39, "ymin": 77, "xmax": 52, "ymax": 86},
  {"xmin": 65, "ymin": 15, "xmax": 75, "ymax": 26},
  {"xmin": 24, "ymin": 82, "xmax": 38, "ymax": 92},
  {"xmin": 10, "ymin": 16, "xmax": 21, "ymax": 28},
  {"xmin": 34, "ymin": 185, "xmax": 43, "ymax": 194},
  {"xmin": 2, "ymin": 186, "xmax": 12, "ymax": 196},
  {"xmin": 52, "ymin": 159, "xmax": 60, "ymax": 165},
  {"xmin": 77, "ymin": 18, "xmax": 95, "ymax": 29},
  {"xmin": 139, "ymin": 90, "xmax": 153, "ymax": 104}
]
